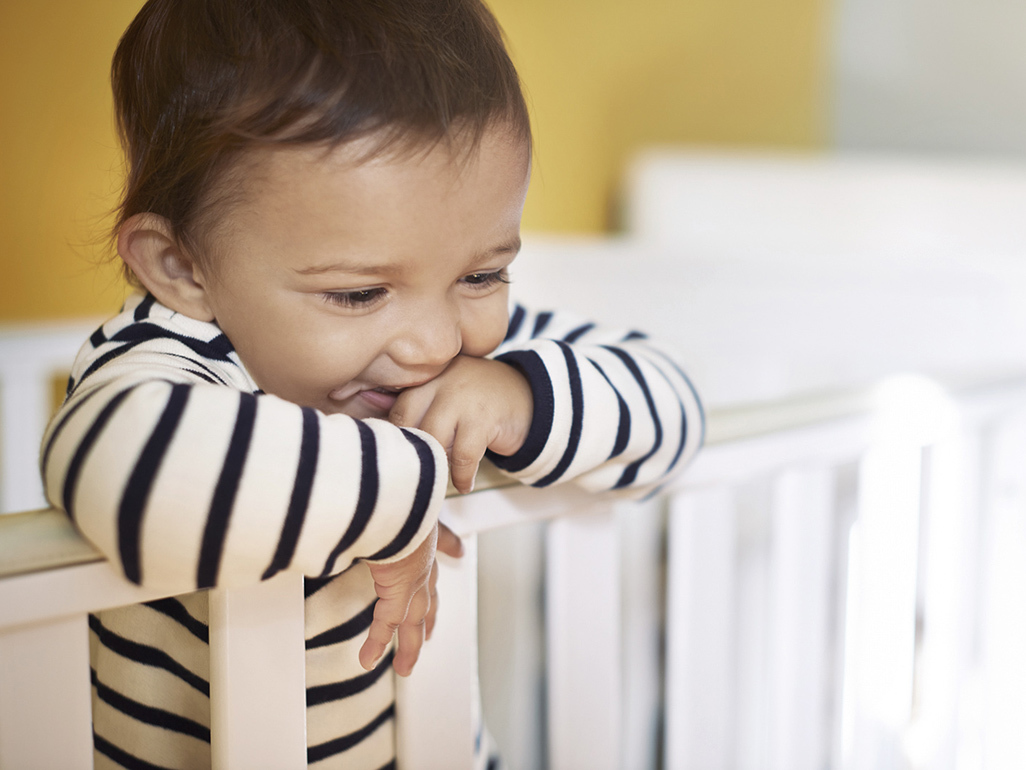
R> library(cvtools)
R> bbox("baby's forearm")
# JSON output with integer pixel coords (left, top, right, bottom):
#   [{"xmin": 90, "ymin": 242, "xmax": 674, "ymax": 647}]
[
  {"xmin": 489, "ymin": 305, "xmax": 704, "ymax": 495},
  {"xmin": 43, "ymin": 374, "xmax": 446, "ymax": 592}
]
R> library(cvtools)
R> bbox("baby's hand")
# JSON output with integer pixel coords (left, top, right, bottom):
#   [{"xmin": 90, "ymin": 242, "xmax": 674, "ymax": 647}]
[
  {"xmin": 360, "ymin": 522, "xmax": 463, "ymax": 676},
  {"xmin": 389, "ymin": 356, "xmax": 533, "ymax": 494}
]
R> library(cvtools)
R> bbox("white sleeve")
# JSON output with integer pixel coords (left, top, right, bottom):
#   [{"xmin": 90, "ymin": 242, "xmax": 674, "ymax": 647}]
[
  {"xmin": 41, "ymin": 357, "xmax": 446, "ymax": 592},
  {"xmin": 486, "ymin": 304, "xmax": 704, "ymax": 498}
]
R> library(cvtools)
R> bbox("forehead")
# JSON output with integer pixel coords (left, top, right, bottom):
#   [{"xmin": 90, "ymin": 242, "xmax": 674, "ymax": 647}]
[
  {"xmin": 200, "ymin": 125, "xmax": 531, "ymax": 274},
  {"xmin": 198, "ymin": 126, "xmax": 527, "ymax": 243},
  {"xmin": 238, "ymin": 123, "xmax": 528, "ymax": 190}
]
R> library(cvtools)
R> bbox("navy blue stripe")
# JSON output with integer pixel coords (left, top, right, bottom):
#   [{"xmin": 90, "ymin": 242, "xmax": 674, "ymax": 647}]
[
  {"xmin": 320, "ymin": 420, "xmax": 378, "ymax": 577},
  {"xmin": 263, "ymin": 407, "xmax": 319, "ymax": 580},
  {"xmin": 562, "ymin": 322, "xmax": 595, "ymax": 343},
  {"xmin": 144, "ymin": 598, "xmax": 209, "ymax": 643},
  {"xmin": 196, "ymin": 394, "xmax": 257, "ymax": 588},
  {"xmin": 89, "ymin": 325, "xmax": 108, "ymax": 348},
  {"xmin": 133, "ymin": 293, "xmax": 157, "ymax": 321},
  {"xmin": 306, "ymin": 650, "xmax": 395, "ymax": 706},
  {"xmin": 72, "ymin": 340, "xmax": 152, "ymax": 396},
  {"xmin": 486, "ymin": 350, "xmax": 554, "ymax": 473},
  {"xmin": 109, "ymin": 322, "xmax": 235, "ymax": 361},
  {"xmin": 534, "ymin": 343, "xmax": 585, "ymax": 487},
  {"xmin": 588, "ymin": 357, "xmax": 631, "ymax": 459},
  {"xmin": 648, "ymin": 346, "xmax": 706, "ymax": 449},
  {"xmin": 305, "ymin": 575, "xmax": 334, "ymax": 598},
  {"xmin": 91, "ymin": 669, "xmax": 210, "ymax": 742},
  {"xmin": 306, "ymin": 601, "xmax": 377, "ymax": 650},
  {"xmin": 166, "ymin": 353, "xmax": 230, "ymax": 385},
  {"xmin": 504, "ymin": 304, "xmax": 526, "ymax": 341},
  {"xmin": 604, "ymin": 347, "xmax": 663, "ymax": 488},
  {"xmin": 624, "ymin": 330, "xmax": 648, "ymax": 340},
  {"xmin": 61, "ymin": 388, "xmax": 133, "ymax": 519},
  {"xmin": 367, "ymin": 431, "xmax": 435, "ymax": 561},
  {"xmin": 40, "ymin": 384, "xmax": 106, "ymax": 481},
  {"xmin": 656, "ymin": 366, "xmax": 690, "ymax": 474},
  {"xmin": 89, "ymin": 614, "xmax": 209, "ymax": 696},
  {"xmin": 75, "ymin": 325, "xmax": 235, "ymax": 393},
  {"xmin": 94, "ymin": 734, "xmax": 179, "ymax": 770},
  {"xmin": 531, "ymin": 311, "xmax": 553, "ymax": 338},
  {"xmin": 307, "ymin": 703, "xmax": 395, "ymax": 763},
  {"xmin": 119, "ymin": 384, "xmax": 190, "ymax": 584}
]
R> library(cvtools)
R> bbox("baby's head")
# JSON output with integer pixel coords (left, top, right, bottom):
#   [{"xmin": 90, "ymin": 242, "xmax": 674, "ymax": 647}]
[{"xmin": 112, "ymin": 0, "xmax": 532, "ymax": 416}]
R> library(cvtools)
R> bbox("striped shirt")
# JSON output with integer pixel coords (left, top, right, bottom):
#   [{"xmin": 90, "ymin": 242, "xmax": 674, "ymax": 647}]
[{"xmin": 41, "ymin": 293, "xmax": 703, "ymax": 769}]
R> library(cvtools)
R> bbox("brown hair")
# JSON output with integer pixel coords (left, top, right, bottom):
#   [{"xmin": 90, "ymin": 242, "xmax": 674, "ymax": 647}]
[{"xmin": 111, "ymin": 0, "xmax": 530, "ymax": 277}]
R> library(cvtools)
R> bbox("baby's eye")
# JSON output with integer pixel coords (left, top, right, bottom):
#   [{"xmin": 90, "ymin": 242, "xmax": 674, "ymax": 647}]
[
  {"xmin": 323, "ymin": 287, "xmax": 387, "ymax": 308},
  {"xmin": 461, "ymin": 270, "xmax": 510, "ymax": 289}
]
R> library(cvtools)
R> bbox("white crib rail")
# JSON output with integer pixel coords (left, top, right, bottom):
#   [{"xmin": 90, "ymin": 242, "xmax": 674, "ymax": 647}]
[{"xmin": 3, "ymin": 373, "xmax": 1026, "ymax": 769}]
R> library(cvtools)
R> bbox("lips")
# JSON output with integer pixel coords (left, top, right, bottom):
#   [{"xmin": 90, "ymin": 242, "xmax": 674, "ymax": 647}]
[{"xmin": 358, "ymin": 387, "xmax": 401, "ymax": 412}]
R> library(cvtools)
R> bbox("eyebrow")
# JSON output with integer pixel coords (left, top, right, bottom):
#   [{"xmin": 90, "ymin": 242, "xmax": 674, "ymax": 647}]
[{"xmin": 293, "ymin": 236, "xmax": 522, "ymax": 276}]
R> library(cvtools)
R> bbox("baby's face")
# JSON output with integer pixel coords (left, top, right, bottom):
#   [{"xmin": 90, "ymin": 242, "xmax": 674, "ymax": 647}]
[{"xmin": 195, "ymin": 128, "xmax": 530, "ymax": 418}]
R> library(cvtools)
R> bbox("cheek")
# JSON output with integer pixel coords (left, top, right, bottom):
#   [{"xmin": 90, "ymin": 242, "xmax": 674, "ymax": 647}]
[{"xmin": 461, "ymin": 294, "xmax": 511, "ymax": 357}]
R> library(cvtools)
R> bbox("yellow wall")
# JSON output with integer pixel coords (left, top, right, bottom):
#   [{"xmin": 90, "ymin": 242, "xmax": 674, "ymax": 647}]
[{"xmin": 0, "ymin": 0, "xmax": 827, "ymax": 322}]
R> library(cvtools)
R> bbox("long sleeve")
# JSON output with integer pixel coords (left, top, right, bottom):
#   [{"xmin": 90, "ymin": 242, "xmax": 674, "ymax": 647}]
[
  {"xmin": 40, "ymin": 295, "xmax": 446, "ymax": 592},
  {"xmin": 487, "ymin": 303, "xmax": 704, "ymax": 497}
]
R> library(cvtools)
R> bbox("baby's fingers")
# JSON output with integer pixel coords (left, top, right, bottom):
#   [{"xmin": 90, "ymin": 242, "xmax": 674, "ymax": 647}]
[
  {"xmin": 388, "ymin": 386, "xmax": 434, "ymax": 430},
  {"xmin": 437, "ymin": 522, "xmax": 464, "ymax": 558},
  {"xmin": 359, "ymin": 586, "xmax": 416, "ymax": 670},
  {"xmin": 393, "ymin": 583, "xmax": 431, "ymax": 676},
  {"xmin": 359, "ymin": 611, "xmax": 399, "ymax": 671},
  {"xmin": 424, "ymin": 560, "xmax": 440, "ymax": 640},
  {"xmin": 448, "ymin": 423, "xmax": 489, "ymax": 494}
]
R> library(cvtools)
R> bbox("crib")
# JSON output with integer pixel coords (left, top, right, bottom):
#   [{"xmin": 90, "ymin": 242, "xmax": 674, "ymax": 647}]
[{"xmin": 4, "ymin": 151, "xmax": 1026, "ymax": 769}]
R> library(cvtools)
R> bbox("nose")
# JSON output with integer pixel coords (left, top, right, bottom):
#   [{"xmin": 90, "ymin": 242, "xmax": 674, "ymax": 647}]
[{"xmin": 388, "ymin": 299, "xmax": 463, "ymax": 368}]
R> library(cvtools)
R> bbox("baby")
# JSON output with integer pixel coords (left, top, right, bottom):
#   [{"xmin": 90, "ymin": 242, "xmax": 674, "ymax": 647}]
[{"xmin": 40, "ymin": 0, "xmax": 704, "ymax": 768}]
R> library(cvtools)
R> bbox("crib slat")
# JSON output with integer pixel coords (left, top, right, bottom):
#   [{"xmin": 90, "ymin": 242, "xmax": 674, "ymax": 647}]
[
  {"xmin": 546, "ymin": 507, "xmax": 621, "ymax": 770},
  {"xmin": 665, "ymin": 486, "xmax": 737, "ymax": 769},
  {"xmin": 910, "ymin": 429, "xmax": 983, "ymax": 769},
  {"xmin": 843, "ymin": 438, "xmax": 923, "ymax": 767},
  {"xmin": 767, "ymin": 467, "xmax": 836, "ymax": 770},
  {"xmin": 0, "ymin": 614, "xmax": 92, "ymax": 769},
  {"xmin": 208, "ymin": 573, "xmax": 307, "ymax": 770},
  {"xmin": 396, "ymin": 532, "xmax": 479, "ymax": 770},
  {"xmin": 977, "ymin": 412, "xmax": 1026, "ymax": 769}
]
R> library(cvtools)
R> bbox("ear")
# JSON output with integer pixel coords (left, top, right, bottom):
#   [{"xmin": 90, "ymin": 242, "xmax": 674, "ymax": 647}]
[{"xmin": 117, "ymin": 213, "xmax": 216, "ymax": 322}]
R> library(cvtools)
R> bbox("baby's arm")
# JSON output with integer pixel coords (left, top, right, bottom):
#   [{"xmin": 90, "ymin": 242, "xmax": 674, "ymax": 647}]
[
  {"xmin": 42, "ymin": 371, "xmax": 445, "ymax": 591},
  {"xmin": 491, "ymin": 305, "xmax": 704, "ymax": 495},
  {"xmin": 393, "ymin": 304, "xmax": 704, "ymax": 497},
  {"xmin": 43, "ymin": 364, "xmax": 453, "ymax": 673}
]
